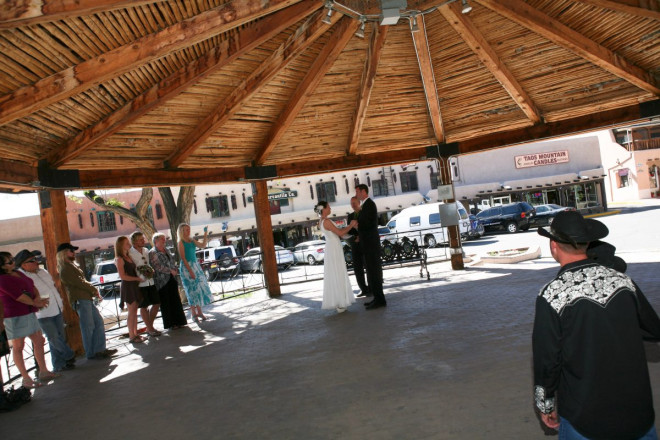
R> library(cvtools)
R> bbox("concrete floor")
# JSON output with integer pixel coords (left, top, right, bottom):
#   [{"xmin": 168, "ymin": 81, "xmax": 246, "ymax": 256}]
[{"xmin": 3, "ymin": 252, "xmax": 660, "ymax": 440}]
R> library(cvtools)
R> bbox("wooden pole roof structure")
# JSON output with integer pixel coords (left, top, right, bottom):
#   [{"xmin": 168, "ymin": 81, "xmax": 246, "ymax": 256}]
[{"xmin": 0, "ymin": 0, "xmax": 658, "ymax": 191}]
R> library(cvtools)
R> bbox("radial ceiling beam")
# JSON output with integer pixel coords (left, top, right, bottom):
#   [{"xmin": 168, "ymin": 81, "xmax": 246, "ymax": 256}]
[
  {"xmin": 347, "ymin": 25, "xmax": 389, "ymax": 156},
  {"xmin": 410, "ymin": 14, "xmax": 445, "ymax": 144},
  {"xmin": 254, "ymin": 16, "xmax": 360, "ymax": 166},
  {"xmin": 43, "ymin": 1, "xmax": 321, "ymax": 168},
  {"xmin": 0, "ymin": 0, "xmax": 167, "ymax": 28},
  {"xmin": 0, "ymin": 0, "xmax": 302, "ymax": 127},
  {"xmin": 440, "ymin": 2, "xmax": 541, "ymax": 124},
  {"xmin": 164, "ymin": 7, "xmax": 335, "ymax": 169},
  {"xmin": 576, "ymin": 0, "xmax": 660, "ymax": 20},
  {"xmin": 477, "ymin": 0, "xmax": 660, "ymax": 95},
  {"xmin": 458, "ymin": 100, "xmax": 659, "ymax": 153}
]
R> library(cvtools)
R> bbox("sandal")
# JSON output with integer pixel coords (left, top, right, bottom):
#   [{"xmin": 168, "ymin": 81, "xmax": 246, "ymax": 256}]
[
  {"xmin": 38, "ymin": 372, "xmax": 61, "ymax": 381},
  {"xmin": 22, "ymin": 379, "xmax": 42, "ymax": 389},
  {"xmin": 147, "ymin": 330, "xmax": 162, "ymax": 337},
  {"xmin": 130, "ymin": 336, "xmax": 145, "ymax": 343}
]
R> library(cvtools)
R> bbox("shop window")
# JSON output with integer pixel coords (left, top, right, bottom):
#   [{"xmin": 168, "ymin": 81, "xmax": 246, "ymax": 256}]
[
  {"xmin": 399, "ymin": 171, "xmax": 419, "ymax": 193},
  {"xmin": 97, "ymin": 211, "xmax": 117, "ymax": 232},
  {"xmin": 270, "ymin": 200, "xmax": 281, "ymax": 215},
  {"xmin": 372, "ymin": 179, "xmax": 388, "ymax": 197},
  {"xmin": 618, "ymin": 169, "xmax": 630, "ymax": 188},
  {"xmin": 315, "ymin": 181, "xmax": 337, "ymax": 202},
  {"xmin": 207, "ymin": 195, "xmax": 230, "ymax": 218},
  {"xmin": 430, "ymin": 171, "xmax": 439, "ymax": 189}
]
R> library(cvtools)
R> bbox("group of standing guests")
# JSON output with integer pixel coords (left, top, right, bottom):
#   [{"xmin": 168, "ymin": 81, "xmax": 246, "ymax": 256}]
[
  {"xmin": 115, "ymin": 225, "xmax": 214, "ymax": 343},
  {"xmin": 0, "ymin": 222, "xmax": 216, "ymax": 400}
]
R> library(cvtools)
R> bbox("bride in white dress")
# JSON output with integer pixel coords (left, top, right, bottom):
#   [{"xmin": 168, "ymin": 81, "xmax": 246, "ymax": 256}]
[{"xmin": 315, "ymin": 201, "xmax": 357, "ymax": 313}]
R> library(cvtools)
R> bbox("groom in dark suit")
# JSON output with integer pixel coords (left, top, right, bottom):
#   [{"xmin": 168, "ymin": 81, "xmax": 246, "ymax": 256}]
[{"xmin": 355, "ymin": 184, "xmax": 386, "ymax": 309}]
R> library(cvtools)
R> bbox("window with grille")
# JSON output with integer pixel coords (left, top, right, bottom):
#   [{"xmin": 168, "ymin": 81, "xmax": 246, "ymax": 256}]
[
  {"xmin": 400, "ymin": 171, "xmax": 419, "ymax": 192},
  {"xmin": 315, "ymin": 181, "xmax": 337, "ymax": 202},
  {"xmin": 372, "ymin": 179, "xmax": 388, "ymax": 197},
  {"xmin": 209, "ymin": 196, "xmax": 230, "ymax": 218},
  {"xmin": 430, "ymin": 171, "xmax": 439, "ymax": 189},
  {"xmin": 155, "ymin": 203, "xmax": 163, "ymax": 219},
  {"xmin": 97, "ymin": 211, "xmax": 117, "ymax": 232},
  {"xmin": 231, "ymin": 194, "xmax": 237, "ymax": 210}
]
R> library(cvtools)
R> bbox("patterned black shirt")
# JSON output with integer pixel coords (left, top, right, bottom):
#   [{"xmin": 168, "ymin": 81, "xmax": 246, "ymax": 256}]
[{"xmin": 532, "ymin": 259, "xmax": 660, "ymax": 439}]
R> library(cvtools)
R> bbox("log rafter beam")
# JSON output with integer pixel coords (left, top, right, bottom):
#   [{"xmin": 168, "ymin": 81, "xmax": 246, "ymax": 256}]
[
  {"xmin": 0, "ymin": 0, "xmax": 302, "ymax": 127},
  {"xmin": 440, "ymin": 2, "xmax": 541, "ymax": 124},
  {"xmin": 410, "ymin": 14, "xmax": 445, "ymax": 144},
  {"xmin": 477, "ymin": 0, "xmax": 660, "ymax": 95},
  {"xmin": 0, "ymin": 0, "xmax": 167, "ymax": 28},
  {"xmin": 43, "ymin": 0, "xmax": 321, "ymax": 168},
  {"xmin": 164, "ymin": 6, "xmax": 333, "ymax": 169},
  {"xmin": 254, "ymin": 16, "xmax": 360, "ymax": 165},
  {"xmin": 347, "ymin": 25, "xmax": 388, "ymax": 156},
  {"xmin": 576, "ymin": 0, "xmax": 660, "ymax": 20}
]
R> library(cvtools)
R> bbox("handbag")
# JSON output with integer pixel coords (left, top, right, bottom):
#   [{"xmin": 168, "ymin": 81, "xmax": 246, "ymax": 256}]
[{"xmin": 0, "ymin": 329, "xmax": 10, "ymax": 356}]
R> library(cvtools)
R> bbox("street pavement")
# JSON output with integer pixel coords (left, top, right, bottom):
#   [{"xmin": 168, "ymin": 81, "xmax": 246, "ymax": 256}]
[{"xmin": 2, "ymin": 200, "xmax": 659, "ymax": 439}]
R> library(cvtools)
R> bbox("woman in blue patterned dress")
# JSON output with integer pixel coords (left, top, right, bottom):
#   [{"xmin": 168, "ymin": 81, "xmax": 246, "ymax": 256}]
[{"xmin": 177, "ymin": 223, "xmax": 213, "ymax": 322}]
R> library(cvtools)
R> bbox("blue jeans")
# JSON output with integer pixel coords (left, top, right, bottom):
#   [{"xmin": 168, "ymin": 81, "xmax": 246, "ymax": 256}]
[
  {"xmin": 75, "ymin": 300, "xmax": 106, "ymax": 359},
  {"xmin": 38, "ymin": 313, "xmax": 75, "ymax": 371},
  {"xmin": 560, "ymin": 417, "xmax": 658, "ymax": 440}
]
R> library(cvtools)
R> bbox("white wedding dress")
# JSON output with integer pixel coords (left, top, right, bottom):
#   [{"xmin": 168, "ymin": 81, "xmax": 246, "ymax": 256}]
[{"xmin": 320, "ymin": 219, "xmax": 355, "ymax": 311}]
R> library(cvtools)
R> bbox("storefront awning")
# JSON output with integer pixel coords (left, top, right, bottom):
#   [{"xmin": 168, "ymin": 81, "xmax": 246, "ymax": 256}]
[
  {"xmin": 375, "ymin": 192, "xmax": 425, "ymax": 211},
  {"xmin": 502, "ymin": 173, "xmax": 585, "ymax": 191},
  {"xmin": 578, "ymin": 167, "xmax": 607, "ymax": 179},
  {"xmin": 452, "ymin": 182, "xmax": 507, "ymax": 200}
]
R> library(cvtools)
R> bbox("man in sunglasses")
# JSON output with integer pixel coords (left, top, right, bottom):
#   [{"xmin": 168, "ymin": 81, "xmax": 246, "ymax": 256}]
[{"xmin": 15, "ymin": 249, "xmax": 76, "ymax": 372}]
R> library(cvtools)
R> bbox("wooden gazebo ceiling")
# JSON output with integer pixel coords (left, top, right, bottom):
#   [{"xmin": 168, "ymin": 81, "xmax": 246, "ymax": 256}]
[{"xmin": 0, "ymin": 0, "xmax": 658, "ymax": 190}]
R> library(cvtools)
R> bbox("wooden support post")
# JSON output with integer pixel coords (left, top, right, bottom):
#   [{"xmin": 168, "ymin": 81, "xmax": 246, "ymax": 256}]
[
  {"xmin": 251, "ymin": 181, "xmax": 281, "ymax": 297},
  {"xmin": 436, "ymin": 159, "xmax": 465, "ymax": 271},
  {"xmin": 38, "ymin": 190, "xmax": 83, "ymax": 353}
]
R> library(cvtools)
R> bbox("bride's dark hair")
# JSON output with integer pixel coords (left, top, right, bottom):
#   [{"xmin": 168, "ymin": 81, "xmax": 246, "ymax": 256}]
[{"xmin": 314, "ymin": 201, "xmax": 328, "ymax": 216}]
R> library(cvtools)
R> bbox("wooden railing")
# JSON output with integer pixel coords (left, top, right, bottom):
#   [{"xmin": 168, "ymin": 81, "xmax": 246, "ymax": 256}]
[{"xmin": 626, "ymin": 138, "xmax": 660, "ymax": 151}]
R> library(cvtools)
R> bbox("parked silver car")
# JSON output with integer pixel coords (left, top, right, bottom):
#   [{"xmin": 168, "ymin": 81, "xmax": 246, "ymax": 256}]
[
  {"xmin": 292, "ymin": 240, "xmax": 326, "ymax": 265},
  {"xmin": 239, "ymin": 246, "xmax": 294, "ymax": 272}
]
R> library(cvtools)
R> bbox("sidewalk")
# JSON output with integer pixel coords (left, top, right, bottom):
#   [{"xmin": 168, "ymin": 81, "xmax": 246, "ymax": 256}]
[{"xmin": 3, "ymin": 254, "xmax": 660, "ymax": 439}]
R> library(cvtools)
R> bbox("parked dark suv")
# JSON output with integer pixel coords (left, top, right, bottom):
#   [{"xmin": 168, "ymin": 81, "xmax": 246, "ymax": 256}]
[{"xmin": 476, "ymin": 202, "xmax": 536, "ymax": 233}]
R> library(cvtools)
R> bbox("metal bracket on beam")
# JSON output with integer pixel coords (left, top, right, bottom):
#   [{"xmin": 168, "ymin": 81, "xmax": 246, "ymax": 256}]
[
  {"xmin": 640, "ymin": 99, "xmax": 660, "ymax": 118},
  {"xmin": 37, "ymin": 160, "xmax": 80, "ymax": 189},
  {"xmin": 449, "ymin": 247, "xmax": 464, "ymax": 255},
  {"xmin": 244, "ymin": 165, "xmax": 277, "ymax": 180}
]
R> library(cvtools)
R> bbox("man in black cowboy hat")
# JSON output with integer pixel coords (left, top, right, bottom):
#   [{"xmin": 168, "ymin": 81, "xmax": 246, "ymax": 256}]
[{"xmin": 532, "ymin": 211, "xmax": 660, "ymax": 439}]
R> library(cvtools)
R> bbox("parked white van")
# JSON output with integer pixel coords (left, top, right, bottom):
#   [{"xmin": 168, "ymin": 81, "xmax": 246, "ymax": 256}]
[{"xmin": 384, "ymin": 201, "xmax": 471, "ymax": 247}]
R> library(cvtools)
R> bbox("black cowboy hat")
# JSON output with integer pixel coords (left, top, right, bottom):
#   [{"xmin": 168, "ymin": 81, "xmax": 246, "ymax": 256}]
[
  {"xmin": 14, "ymin": 249, "xmax": 43, "ymax": 267},
  {"xmin": 537, "ymin": 210, "xmax": 608, "ymax": 246}
]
